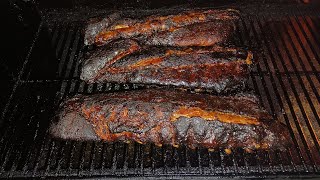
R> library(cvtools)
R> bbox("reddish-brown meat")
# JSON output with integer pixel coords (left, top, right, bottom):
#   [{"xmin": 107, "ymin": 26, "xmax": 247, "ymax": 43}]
[
  {"xmin": 83, "ymin": 12, "xmax": 121, "ymax": 45},
  {"xmin": 80, "ymin": 44, "xmax": 253, "ymax": 93},
  {"xmin": 80, "ymin": 39, "xmax": 141, "ymax": 82},
  {"xmin": 50, "ymin": 89, "xmax": 290, "ymax": 151},
  {"xmin": 91, "ymin": 9, "xmax": 239, "ymax": 46},
  {"xmin": 140, "ymin": 21, "xmax": 235, "ymax": 47}
]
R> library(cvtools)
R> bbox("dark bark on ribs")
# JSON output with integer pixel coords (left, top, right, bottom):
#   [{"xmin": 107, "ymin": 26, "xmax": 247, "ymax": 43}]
[
  {"xmin": 80, "ymin": 45, "xmax": 253, "ymax": 93},
  {"xmin": 83, "ymin": 12, "xmax": 121, "ymax": 46},
  {"xmin": 80, "ymin": 39, "xmax": 141, "ymax": 82},
  {"xmin": 50, "ymin": 89, "xmax": 290, "ymax": 151},
  {"xmin": 91, "ymin": 9, "xmax": 240, "ymax": 46},
  {"xmin": 140, "ymin": 21, "xmax": 235, "ymax": 47},
  {"xmin": 108, "ymin": 18, "xmax": 139, "ymax": 30}
]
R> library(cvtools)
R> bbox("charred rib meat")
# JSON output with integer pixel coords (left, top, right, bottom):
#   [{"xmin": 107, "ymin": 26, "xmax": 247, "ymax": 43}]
[
  {"xmin": 80, "ymin": 39, "xmax": 141, "ymax": 82},
  {"xmin": 88, "ymin": 9, "xmax": 239, "ymax": 46},
  {"xmin": 80, "ymin": 45, "xmax": 253, "ymax": 93},
  {"xmin": 83, "ymin": 12, "xmax": 121, "ymax": 46},
  {"xmin": 50, "ymin": 89, "xmax": 290, "ymax": 151},
  {"xmin": 140, "ymin": 21, "xmax": 235, "ymax": 47}
]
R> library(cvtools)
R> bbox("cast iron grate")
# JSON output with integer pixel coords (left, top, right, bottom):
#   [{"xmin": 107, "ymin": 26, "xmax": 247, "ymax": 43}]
[{"xmin": 0, "ymin": 8, "xmax": 320, "ymax": 178}]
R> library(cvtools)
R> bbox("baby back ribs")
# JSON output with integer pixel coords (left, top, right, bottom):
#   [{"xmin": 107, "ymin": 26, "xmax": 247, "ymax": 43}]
[
  {"xmin": 50, "ymin": 89, "xmax": 290, "ymax": 151},
  {"xmin": 83, "ymin": 12, "xmax": 121, "ymax": 46},
  {"xmin": 80, "ymin": 44, "xmax": 253, "ymax": 93},
  {"xmin": 89, "ymin": 9, "xmax": 239, "ymax": 46},
  {"xmin": 80, "ymin": 39, "xmax": 141, "ymax": 82},
  {"xmin": 140, "ymin": 21, "xmax": 235, "ymax": 47}
]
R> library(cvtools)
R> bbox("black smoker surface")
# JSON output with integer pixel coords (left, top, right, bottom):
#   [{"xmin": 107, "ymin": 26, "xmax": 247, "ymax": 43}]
[{"xmin": 0, "ymin": 2, "xmax": 320, "ymax": 178}]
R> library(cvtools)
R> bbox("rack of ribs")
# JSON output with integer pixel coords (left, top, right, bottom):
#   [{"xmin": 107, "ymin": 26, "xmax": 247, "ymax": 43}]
[
  {"xmin": 80, "ymin": 39, "xmax": 141, "ymax": 82},
  {"xmin": 83, "ymin": 12, "xmax": 121, "ymax": 46},
  {"xmin": 139, "ymin": 21, "xmax": 235, "ymax": 47},
  {"xmin": 84, "ymin": 9, "xmax": 240, "ymax": 46},
  {"xmin": 50, "ymin": 89, "xmax": 290, "ymax": 151},
  {"xmin": 80, "ymin": 41, "xmax": 253, "ymax": 93}
]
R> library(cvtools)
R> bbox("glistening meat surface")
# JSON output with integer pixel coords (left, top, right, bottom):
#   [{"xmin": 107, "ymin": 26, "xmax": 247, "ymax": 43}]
[
  {"xmin": 140, "ymin": 21, "xmax": 235, "ymax": 47},
  {"xmin": 80, "ymin": 39, "xmax": 141, "ymax": 82},
  {"xmin": 83, "ymin": 12, "xmax": 121, "ymax": 46},
  {"xmin": 90, "ymin": 9, "xmax": 239, "ymax": 46},
  {"xmin": 80, "ymin": 45, "xmax": 253, "ymax": 93},
  {"xmin": 50, "ymin": 89, "xmax": 290, "ymax": 151}
]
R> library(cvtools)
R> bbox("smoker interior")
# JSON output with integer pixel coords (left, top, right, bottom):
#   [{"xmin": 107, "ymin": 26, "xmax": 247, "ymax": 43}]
[{"xmin": 1, "ymin": 1, "xmax": 320, "ymax": 178}]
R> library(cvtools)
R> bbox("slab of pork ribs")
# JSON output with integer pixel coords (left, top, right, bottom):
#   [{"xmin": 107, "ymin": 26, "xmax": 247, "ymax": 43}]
[
  {"xmin": 50, "ymin": 89, "xmax": 290, "ymax": 151},
  {"xmin": 80, "ymin": 40, "xmax": 253, "ymax": 93},
  {"xmin": 81, "ymin": 9, "xmax": 247, "ymax": 92},
  {"xmin": 83, "ymin": 9, "xmax": 240, "ymax": 46}
]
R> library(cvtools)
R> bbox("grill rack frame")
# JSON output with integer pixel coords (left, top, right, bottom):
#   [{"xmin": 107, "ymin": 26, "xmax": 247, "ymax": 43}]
[{"xmin": 1, "ymin": 6, "xmax": 320, "ymax": 178}]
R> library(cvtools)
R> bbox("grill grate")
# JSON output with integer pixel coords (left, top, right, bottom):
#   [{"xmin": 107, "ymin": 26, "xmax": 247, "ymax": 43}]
[{"xmin": 1, "ymin": 8, "xmax": 320, "ymax": 178}]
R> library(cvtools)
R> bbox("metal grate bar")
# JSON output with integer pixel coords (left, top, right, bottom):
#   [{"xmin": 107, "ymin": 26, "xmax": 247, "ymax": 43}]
[
  {"xmin": 1, "ymin": 10, "xmax": 320, "ymax": 178},
  {"xmin": 269, "ymin": 17, "xmax": 320, "ymax": 160},
  {"xmin": 242, "ymin": 19, "xmax": 287, "ymax": 173},
  {"xmin": 0, "ymin": 105, "xmax": 19, "ymax": 170},
  {"xmin": 72, "ymin": 49, "xmax": 84, "ymax": 78},
  {"xmin": 64, "ymin": 29, "xmax": 82, "ymax": 78},
  {"xmin": 54, "ymin": 27, "xmax": 67, "ymax": 59},
  {"xmin": 238, "ymin": 18, "xmax": 291, "ymax": 169},
  {"xmin": 291, "ymin": 16, "xmax": 320, "ymax": 71},
  {"xmin": 235, "ymin": 19, "xmax": 277, "ymax": 174},
  {"xmin": 241, "ymin": 16, "xmax": 310, "ymax": 168},
  {"xmin": 11, "ymin": 98, "xmax": 42, "ymax": 172},
  {"xmin": 50, "ymin": 26, "xmax": 60, "ymax": 48},
  {"xmin": 285, "ymin": 16, "xmax": 320, "ymax": 104},
  {"xmin": 257, "ymin": 16, "xmax": 315, "ymax": 166},
  {"xmin": 58, "ymin": 29, "xmax": 75, "ymax": 77},
  {"xmin": 1, "ymin": 113, "xmax": 26, "ymax": 173},
  {"xmin": 258, "ymin": 15, "xmax": 319, "ymax": 168},
  {"xmin": 305, "ymin": 17, "xmax": 320, "ymax": 46}
]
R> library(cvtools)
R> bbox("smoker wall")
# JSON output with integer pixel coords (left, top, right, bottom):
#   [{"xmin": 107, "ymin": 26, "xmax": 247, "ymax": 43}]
[{"xmin": 0, "ymin": 0, "xmax": 55, "ymax": 126}]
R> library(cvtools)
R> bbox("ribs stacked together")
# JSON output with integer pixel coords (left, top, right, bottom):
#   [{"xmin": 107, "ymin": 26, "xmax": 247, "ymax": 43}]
[
  {"xmin": 50, "ymin": 9, "xmax": 291, "ymax": 152},
  {"xmin": 80, "ymin": 9, "xmax": 251, "ymax": 92}
]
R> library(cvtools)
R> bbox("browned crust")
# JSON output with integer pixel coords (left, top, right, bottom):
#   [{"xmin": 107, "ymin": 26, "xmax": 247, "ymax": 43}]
[
  {"xmin": 50, "ymin": 89, "xmax": 291, "ymax": 150},
  {"xmin": 141, "ymin": 21, "xmax": 235, "ymax": 47},
  {"xmin": 92, "ymin": 9, "xmax": 239, "ymax": 46},
  {"xmin": 83, "ymin": 46, "xmax": 253, "ymax": 93}
]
